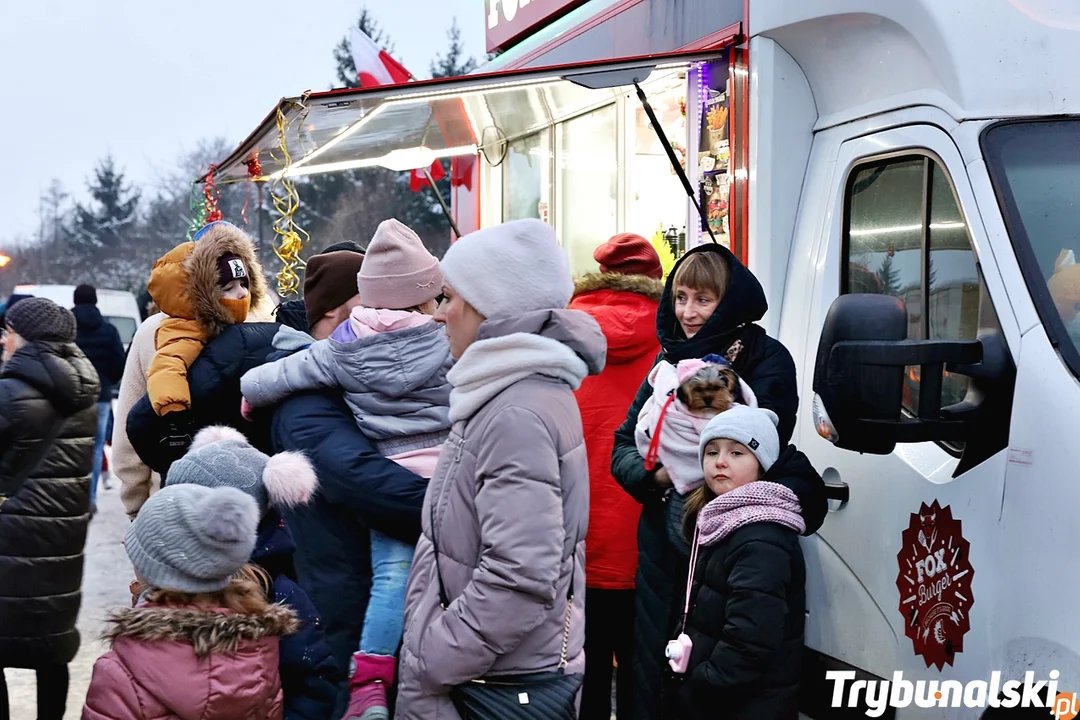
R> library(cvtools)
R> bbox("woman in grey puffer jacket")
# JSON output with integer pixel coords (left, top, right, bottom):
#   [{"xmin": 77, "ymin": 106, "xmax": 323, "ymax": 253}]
[{"xmin": 396, "ymin": 218, "xmax": 607, "ymax": 720}]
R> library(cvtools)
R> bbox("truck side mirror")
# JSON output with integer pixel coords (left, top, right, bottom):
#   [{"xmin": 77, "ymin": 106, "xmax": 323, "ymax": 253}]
[{"xmin": 812, "ymin": 294, "xmax": 983, "ymax": 454}]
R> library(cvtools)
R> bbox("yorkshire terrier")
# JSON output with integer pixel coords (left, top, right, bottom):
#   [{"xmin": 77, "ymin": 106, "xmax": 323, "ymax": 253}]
[{"xmin": 676, "ymin": 359, "xmax": 743, "ymax": 418}]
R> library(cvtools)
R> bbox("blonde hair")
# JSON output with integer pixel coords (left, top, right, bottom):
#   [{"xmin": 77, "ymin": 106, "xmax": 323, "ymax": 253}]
[
  {"xmin": 682, "ymin": 484, "xmax": 718, "ymax": 542},
  {"xmin": 672, "ymin": 252, "xmax": 730, "ymax": 302},
  {"xmin": 144, "ymin": 564, "xmax": 273, "ymax": 614}
]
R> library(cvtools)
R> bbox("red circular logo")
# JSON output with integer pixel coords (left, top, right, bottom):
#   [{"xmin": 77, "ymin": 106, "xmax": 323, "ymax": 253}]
[{"xmin": 895, "ymin": 500, "xmax": 974, "ymax": 670}]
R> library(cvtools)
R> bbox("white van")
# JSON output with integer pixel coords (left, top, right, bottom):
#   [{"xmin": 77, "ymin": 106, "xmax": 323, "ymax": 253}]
[{"xmin": 13, "ymin": 284, "xmax": 142, "ymax": 352}]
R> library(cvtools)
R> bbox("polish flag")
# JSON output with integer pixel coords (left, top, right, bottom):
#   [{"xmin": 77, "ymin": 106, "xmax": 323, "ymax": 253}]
[
  {"xmin": 349, "ymin": 26, "xmax": 445, "ymax": 191},
  {"xmin": 349, "ymin": 26, "xmax": 412, "ymax": 88}
]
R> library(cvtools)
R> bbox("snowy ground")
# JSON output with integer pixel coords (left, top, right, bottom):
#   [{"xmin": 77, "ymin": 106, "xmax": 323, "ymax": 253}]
[{"xmin": 3, "ymin": 474, "xmax": 131, "ymax": 718}]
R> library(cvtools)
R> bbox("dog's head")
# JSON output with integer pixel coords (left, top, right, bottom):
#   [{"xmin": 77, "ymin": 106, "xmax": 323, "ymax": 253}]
[{"xmin": 676, "ymin": 363, "xmax": 740, "ymax": 418}]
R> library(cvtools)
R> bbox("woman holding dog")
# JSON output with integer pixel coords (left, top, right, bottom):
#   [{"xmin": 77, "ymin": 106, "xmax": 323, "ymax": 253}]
[{"xmin": 610, "ymin": 243, "xmax": 825, "ymax": 720}]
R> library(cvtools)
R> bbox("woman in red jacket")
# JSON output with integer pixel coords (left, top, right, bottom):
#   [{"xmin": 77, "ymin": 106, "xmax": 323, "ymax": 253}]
[{"xmin": 571, "ymin": 233, "xmax": 664, "ymax": 720}]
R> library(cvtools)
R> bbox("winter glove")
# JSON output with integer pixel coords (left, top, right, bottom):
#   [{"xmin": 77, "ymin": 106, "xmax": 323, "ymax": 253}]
[
  {"xmin": 240, "ymin": 397, "xmax": 255, "ymax": 422},
  {"xmin": 159, "ymin": 409, "xmax": 194, "ymax": 463}
]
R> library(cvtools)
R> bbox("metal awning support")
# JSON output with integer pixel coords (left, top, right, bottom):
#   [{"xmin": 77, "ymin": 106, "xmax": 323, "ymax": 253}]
[{"xmin": 634, "ymin": 82, "xmax": 718, "ymax": 244}]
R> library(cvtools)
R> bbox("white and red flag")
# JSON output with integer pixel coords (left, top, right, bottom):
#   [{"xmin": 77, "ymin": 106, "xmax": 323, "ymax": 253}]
[{"xmin": 349, "ymin": 26, "xmax": 412, "ymax": 87}]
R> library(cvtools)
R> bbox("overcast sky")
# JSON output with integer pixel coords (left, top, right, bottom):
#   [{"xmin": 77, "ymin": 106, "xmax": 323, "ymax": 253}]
[{"xmin": 0, "ymin": 0, "xmax": 486, "ymax": 244}]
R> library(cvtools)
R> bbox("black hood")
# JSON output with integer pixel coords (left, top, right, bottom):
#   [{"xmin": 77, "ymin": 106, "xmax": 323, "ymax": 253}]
[
  {"xmin": 762, "ymin": 446, "xmax": 827, "ymax": 535},
  {"xmin": 657, "ymin": 243, "xmax": 768, "ymax": 362},
  {"xmin": 2, "ymin": 341, "xmax": 100, "ymax": 416},
  {"xmin": 273, "ymin": 299, "xmax": 309, "ymax": 334},
  {"xmin": 72, "ymin": 303, "xmax": 104, "ymax": 331}
]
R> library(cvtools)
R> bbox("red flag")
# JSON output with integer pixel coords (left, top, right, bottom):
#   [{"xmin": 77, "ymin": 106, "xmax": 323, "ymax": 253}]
[
  {"xmin": 451, "ymin": 155, "xmax": 476, "ymax": 191},
  {"xmin": 410, "ymin": 159, "xmax": 447, "ymax": 192}
]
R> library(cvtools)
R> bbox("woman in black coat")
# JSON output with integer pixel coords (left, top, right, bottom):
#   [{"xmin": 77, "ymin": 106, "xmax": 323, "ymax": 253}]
[
  {"xmin": 610, "ymin": 244, "xmax": 801, "ymax": 720},
  {"xmin": 0, "ymin": 298, "xmax": 100, "ymax": 720}
]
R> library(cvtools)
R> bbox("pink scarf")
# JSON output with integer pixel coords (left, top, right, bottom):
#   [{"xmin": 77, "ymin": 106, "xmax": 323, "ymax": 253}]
[{"xmin": 696, "ymin": 481, "xmax": 805, "ymax": 546}]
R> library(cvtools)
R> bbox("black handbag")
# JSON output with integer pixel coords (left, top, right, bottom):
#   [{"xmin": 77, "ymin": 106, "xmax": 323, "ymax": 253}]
[{"xmin": 430, "ymin": 499, "xmax": 583, "ymax": 719}]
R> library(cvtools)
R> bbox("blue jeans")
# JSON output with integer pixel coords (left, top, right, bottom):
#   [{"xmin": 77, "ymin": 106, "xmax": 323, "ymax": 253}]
[
  {"xmin": 90, "ymin": 401, "xmax": 110, "ymax": 508},
  {"xmin": 359, "ymin": 530, "xmax": 414, "ymax": 656}
]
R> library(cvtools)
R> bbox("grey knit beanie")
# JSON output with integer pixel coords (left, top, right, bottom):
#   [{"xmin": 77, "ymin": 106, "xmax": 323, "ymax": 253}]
[
  {"xmin": 167, "ymin": 426, "xmax": 319, "ymax": 518},
  {"xmin": 125, "ymin": 484, "xmax": 259, "ymax": 593},
  {"xmin": 439, "ymin": 219, "xmax": 574, "ymax": 319},
  {"xmin": 698, "ymin": 405, "xmax": 781, "ymax": 473},
  {"xmin": 5, "ymin": 297, "xmax": 77, "ymax": 343}
]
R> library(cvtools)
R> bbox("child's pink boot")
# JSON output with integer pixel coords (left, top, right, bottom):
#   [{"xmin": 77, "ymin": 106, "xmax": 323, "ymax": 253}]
[{"xmin": 344, "ymin": 651, "xmax": 396, "ymax": 720}]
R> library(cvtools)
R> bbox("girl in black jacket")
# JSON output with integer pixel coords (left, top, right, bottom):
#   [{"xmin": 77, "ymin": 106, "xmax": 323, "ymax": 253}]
[
  {"xmin": 665, "ymin": 405, "xmax": 825, "ymax": 720},
  {"xmin": 611, "ymin": 244, "xmax": 802, "ymax": 720}
]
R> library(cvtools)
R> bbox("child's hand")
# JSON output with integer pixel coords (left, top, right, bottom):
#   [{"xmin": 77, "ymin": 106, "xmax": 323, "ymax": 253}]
[{"xmin": 240, "ymin": 397, "xmax": 255, "ymax": 422}]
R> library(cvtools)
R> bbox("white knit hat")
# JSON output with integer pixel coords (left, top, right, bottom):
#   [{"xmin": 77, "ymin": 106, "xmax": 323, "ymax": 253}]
[
  {"xmin": 698, "ymin": 405, "xmax": 781, "ymax": 473},
  {"xmin": 439, "ymin": 219, "xmax": 574, "ymax": 319}
]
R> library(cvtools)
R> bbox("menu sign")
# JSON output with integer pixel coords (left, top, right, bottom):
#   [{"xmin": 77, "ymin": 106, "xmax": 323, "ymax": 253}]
[{"xmin": 486, "ymin": 0, "xmax": 589, "ymax": 53}]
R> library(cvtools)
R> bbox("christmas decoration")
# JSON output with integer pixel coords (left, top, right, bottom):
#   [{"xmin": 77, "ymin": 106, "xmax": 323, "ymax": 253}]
[{"xmin": 268, "ymin": 96, "xmax": 312, "ymax": 297}]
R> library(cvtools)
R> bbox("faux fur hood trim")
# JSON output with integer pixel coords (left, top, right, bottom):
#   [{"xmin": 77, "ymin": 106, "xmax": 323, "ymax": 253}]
[
  {"xmin": 103, "ymin": 603, "xmax": 298, "ymax": 658},
  {"xmin": 149, "ymin": 224, "xmax": 269, "ymax": 337},
  {"xmin": 573, "ymin": 273, "xmax": 664, "ymax": 301}
]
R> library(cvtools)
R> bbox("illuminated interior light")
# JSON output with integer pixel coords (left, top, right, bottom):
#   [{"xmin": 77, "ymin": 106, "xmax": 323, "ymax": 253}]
[
  {"xmin": 270, "ymin": 144, "xmax": 478, "ymax": 179},
  {"xmin": 848, "ymin": 221, "xmax": 967, "ymax": 237}
]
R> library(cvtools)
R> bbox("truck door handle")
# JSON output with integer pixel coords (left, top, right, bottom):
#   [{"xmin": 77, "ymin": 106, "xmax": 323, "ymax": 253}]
[{"xmin": 822, "ymin": 469, "xmax": 849, "ymax": 511}]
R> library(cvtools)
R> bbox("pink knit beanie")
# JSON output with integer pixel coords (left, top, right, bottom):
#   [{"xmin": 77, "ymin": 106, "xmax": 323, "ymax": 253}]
[{"xmin": 356, "ymin": 219, "xmax": 443, "ymax": 310}]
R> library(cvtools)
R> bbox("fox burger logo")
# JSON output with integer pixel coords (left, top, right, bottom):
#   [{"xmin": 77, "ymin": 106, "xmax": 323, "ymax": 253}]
[{"xmin": 895, "ymin": 500, "xmax": 974, "ymax": 669}]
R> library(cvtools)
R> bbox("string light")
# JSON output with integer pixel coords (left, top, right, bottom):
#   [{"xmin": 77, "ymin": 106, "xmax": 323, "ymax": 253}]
[{"xmin": 267, "ymin": 95, "xmax": 312, "ymax": 297}]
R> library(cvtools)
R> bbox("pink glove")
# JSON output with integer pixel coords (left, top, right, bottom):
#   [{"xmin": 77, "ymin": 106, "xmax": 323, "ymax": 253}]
[{"xmin": 240, "ymin": 397, "xmax": 255, "ymax": 422}]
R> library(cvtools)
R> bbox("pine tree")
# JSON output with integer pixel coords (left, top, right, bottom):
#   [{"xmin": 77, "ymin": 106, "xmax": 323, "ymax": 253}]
[
  {"xmin": 878, "ymin": 254, "xmax": 901, "ymax": 295},
  {"xmin": 431, "ymin": 20, "xmax": 478, "ymax": 79},
  {"xmin": 74, "ymin": 156, "xmax": 141, "ymax": 251}
]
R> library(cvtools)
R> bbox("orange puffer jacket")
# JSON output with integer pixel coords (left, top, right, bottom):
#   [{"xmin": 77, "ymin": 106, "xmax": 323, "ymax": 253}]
[{"xmin": 146, "ymin": 223, "xmax": 269, "ymax": 416}]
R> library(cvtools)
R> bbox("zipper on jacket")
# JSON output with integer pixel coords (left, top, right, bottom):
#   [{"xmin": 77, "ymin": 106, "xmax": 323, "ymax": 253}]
[{"xmin": 433, "ymin": 435, "xmax": 466, "ymax": 544}]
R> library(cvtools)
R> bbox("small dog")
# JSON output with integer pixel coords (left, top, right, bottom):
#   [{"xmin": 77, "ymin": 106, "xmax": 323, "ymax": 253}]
[{"xmin": 676, "ymin": 362, "xmax": 742, "ymax": 418}]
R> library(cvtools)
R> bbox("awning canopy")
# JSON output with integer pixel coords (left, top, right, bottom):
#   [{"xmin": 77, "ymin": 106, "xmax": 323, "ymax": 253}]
[{"xmin": 205, "ymin": 50, "xmax": 724, "ymax": 185}]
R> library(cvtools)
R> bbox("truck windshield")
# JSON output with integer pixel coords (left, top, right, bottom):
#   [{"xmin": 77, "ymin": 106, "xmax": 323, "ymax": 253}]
[{"xmin": 983, "ymin": 119, "xmax": 1080, "ymax": 371}]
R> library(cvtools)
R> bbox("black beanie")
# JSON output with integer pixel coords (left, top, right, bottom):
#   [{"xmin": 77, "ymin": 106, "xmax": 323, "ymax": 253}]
[{"xmin": 74, "ymin": 284, "xmax": 97, "ymax": 305}]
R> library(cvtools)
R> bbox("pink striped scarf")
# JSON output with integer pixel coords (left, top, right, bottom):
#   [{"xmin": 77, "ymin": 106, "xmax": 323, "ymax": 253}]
[{"xmin": 696, "ymin": 481, "xmax": 805, "ymax": 546}]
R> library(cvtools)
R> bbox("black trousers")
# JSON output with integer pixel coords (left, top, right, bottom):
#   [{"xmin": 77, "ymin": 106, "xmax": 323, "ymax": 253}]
[
  {"xmin": 582, "ymin": 588, "xmax": 635, "ymax": 720},
  {"xmin": 0, "ymin": 665, "xmax": 69, "ymax": 720}
]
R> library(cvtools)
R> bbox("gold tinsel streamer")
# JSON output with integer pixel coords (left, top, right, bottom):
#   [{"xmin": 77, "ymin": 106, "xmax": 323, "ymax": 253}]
[{"xmin": 267, "ymin": 95, "xmax": 312, "ymax": 297}]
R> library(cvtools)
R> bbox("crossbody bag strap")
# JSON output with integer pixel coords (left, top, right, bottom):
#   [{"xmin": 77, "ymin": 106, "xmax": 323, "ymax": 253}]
[
  {"xmin": 558, "ymin": 553, "xmax": 575, "ymax": 670},
  {"xmin": 0, "ymin": 415, "xmax": 67, "ymax": 504},
  {"xmin": 430, "ymin": 496, "xmax": 451, "ymax": 609},
  {"xmin": 679, "ymin": 526, "xmax": 701, "ymax": 636}
]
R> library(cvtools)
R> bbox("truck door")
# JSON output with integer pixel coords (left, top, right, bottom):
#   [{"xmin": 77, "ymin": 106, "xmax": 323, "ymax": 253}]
[{"xmin": 791, "ymin": 124, "xmax": 1020, "ymax": 715}]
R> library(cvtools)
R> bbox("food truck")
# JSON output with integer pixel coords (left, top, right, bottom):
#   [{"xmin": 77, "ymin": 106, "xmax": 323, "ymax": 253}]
[{"xmin": 208, "ymin": 1, "xmax": 1080, "ymax": 715}]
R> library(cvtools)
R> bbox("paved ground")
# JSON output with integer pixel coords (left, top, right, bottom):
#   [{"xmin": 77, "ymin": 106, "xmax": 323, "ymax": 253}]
[{"xmin": 4, "ymin": 473, "xmax": 131, "ymax": 718}]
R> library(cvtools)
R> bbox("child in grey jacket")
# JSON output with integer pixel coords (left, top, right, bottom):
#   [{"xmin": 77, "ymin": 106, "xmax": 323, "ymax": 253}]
[{"xmin": 240, "ymin": 218, "xmax": 449, "ymax": 720}]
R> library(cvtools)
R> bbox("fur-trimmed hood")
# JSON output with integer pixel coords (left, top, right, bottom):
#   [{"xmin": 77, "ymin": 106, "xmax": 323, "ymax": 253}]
[
  {"xmin": 573, "ymin": 272, "xmax": 664, "ymax": 301},
  {"xmin": 148, "ymin": 223, "xmax": 269, "ymax": 337},
  {"xmin": 104, "ymin": 603, "xmax": 298, "ymax": 657},
  {"xmin": 85, "ymin": 602, "xmax": 295, "ymax": 719},
  {"xmin": 569, "ymin": 273, "xmax": 662, "ymax": 364}
]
